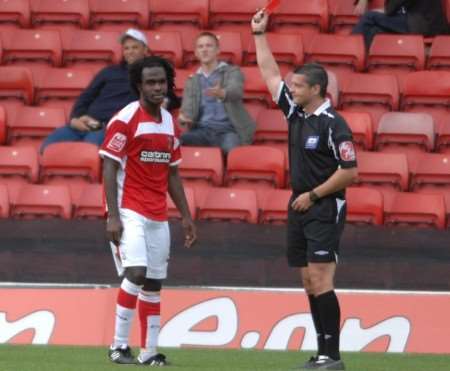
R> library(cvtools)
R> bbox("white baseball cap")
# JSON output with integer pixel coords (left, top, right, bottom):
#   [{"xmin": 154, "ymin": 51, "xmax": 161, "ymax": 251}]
[{"xmin": 119, "ymin": 28, "xmax": 148, "ymax": 47}]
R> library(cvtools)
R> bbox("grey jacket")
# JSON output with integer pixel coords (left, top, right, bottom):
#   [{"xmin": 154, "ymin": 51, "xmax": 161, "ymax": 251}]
[{"xmin": 180, "ymin": 63, "xmax": 256, "ymax": 145}]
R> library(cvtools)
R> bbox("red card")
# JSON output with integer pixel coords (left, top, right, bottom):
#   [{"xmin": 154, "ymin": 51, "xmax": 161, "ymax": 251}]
[{"xmin": 264, "ymin": 0, "xmax": 281, "ymax": 14}]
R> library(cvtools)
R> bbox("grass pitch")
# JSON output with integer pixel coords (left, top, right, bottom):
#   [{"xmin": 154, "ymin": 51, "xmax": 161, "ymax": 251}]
[{"xmin": 1, "ymin": 345, "xmax": 450, "ymax": 371}]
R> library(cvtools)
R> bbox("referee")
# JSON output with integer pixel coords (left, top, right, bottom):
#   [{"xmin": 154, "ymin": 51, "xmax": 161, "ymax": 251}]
[{"xmin": 252, "ymin": 10, "xmax": 358, "ymax": 371}]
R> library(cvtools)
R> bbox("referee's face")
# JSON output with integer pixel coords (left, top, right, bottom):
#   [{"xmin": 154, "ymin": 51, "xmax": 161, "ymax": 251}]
[{"xmin": 289, "ymin": 73, "xmax": 318, "ymax": 106}]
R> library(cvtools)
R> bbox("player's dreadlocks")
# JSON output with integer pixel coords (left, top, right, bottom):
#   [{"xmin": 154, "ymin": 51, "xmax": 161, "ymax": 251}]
[{"xmin": 128, "ymin": 55, "xmax": 176, "ymax": 98}]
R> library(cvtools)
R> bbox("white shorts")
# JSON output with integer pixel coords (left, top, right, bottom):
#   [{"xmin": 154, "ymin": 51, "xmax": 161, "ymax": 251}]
[{"xmin": 118, "ymin": 208, "xmax": 170, "ymax": 279}]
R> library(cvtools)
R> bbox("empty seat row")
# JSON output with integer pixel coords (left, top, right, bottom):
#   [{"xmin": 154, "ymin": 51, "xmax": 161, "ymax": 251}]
[
  {"xmin": 0, "ymin": 0, "xmax": 399, "ymax": 33},
  {"xmin": 1, "ymin": 181, "xmax": 447, "ymax": 230}
]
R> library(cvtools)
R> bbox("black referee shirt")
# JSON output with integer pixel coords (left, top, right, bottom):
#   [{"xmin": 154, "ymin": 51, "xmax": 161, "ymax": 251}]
[{"xmin": 276, "ymin": 82, "xmax": 357, "ymax": 199}]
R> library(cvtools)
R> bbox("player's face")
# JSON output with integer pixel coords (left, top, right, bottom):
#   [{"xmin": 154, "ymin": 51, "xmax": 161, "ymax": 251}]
[
  {"xmin": 139, "ymin": 66, "xmax": 168, "ymax": 107},
  {"xmin": 289, "ymin": 73, "xmax": 319, "ymax": 106},
  {"xmin": 122, "ymin": 38, "xmax": 147, "ymax": 65},
  {"xmin": 195, "ymin": 35, "xmax": 220, "ymax": 65}
]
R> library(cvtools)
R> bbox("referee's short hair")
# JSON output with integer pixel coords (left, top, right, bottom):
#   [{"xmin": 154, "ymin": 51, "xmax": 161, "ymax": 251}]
[
  {"xmin": 128, "ymin": 55, "xmax": 175, "ymax": 97},
  {"xmin": 294, "ymin": 63, "xmax": 328, "ymax": 98}
]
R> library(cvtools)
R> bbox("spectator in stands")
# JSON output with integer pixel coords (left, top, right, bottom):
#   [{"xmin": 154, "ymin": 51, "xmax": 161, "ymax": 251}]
[
  {"xmin": 178, "ymin": 31, "xmax": 256, "ymax": 155},
  {"xmin": 352, "ymin": 0, "xmax": 449, "ymax": 50},
  {"xmin": 40, "ymin": 29, "xmax": 180, "ymax": 153}
]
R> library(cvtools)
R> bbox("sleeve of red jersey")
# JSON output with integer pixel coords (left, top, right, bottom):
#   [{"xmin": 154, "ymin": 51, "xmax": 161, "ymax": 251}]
[
  {"xmin": 99, "ymin": 120, "xmax": 129, "ymax": 163},
  {"xmin": 169, "ymin": 126, "xmax": 182, "ymax": 167}
]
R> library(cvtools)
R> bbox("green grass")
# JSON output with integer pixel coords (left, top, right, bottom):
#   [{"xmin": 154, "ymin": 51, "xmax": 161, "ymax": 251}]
[{"xmin": 1, "ymin": 345, "xmax": 450, "ymax": 371}]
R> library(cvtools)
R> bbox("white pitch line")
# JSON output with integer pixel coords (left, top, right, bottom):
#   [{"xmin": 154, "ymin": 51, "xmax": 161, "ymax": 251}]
[{"xmin": 0, "ymin": 283, "xmax": 449, "ymax": 296}]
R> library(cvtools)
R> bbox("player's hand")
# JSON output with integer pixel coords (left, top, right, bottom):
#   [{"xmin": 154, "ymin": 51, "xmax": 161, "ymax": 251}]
[
  {"xmin": 291, "ymin": 192, "xmax": 314, "ymax": 212},
  {"xmin": 182, "ymin": 217, "xmax": 197, "ymax": 248},
  {"xmin": 251, "ymin": 9, "xmax": 269, "ymax": 33},
  {"xmin": 205, "ymin": 81, "xmax": 225, "ymax": 100},
  {"xmin": 106, "ymin": 215, "xmax": 123, "ymax": 246}
]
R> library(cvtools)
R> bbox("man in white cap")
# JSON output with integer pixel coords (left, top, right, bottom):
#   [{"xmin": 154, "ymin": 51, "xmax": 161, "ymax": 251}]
[{"xmin": 41, "ymin": 29, "xmax": 156, "ymax": 152}]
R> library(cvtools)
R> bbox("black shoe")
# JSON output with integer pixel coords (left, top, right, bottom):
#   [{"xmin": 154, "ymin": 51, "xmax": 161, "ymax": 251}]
[
  {"xmin": 312, "ymin": 356, "xmax": 345, "ymax": 370},
  {"xmin": 108, "ymin": 346, "xmax": 135, "ymax": 364},
  {"xmin": 302, "ymin": 356, "xmax": 319, "ymax": 369},
  {"xmin": 137, "ymin": 353, "xmax": 168, "ymax": 366}
]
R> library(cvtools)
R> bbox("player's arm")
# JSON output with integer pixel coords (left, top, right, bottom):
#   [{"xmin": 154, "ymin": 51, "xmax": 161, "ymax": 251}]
[
  {"xmin": 168, "ymin": 166, "xmax": 197, "ymax": 248},
  {"xmin": 103, "ymin": 157, "xmax": 123, "ymax": 245},
  {"xmin": 251, "ymin": 10, "xmax": 282, "ymax": 99}
]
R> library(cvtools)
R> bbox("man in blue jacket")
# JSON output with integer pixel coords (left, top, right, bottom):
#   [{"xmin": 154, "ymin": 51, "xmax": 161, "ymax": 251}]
[{"xmin": 41, "ymin": 29, "xmax": 152, "ymax": 152}]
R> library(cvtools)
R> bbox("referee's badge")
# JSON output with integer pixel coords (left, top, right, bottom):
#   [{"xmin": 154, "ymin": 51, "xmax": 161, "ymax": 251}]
[
  {"xmin": 305, "ymin": 136, "xmax": 319, "ymax": 149},
  {"xmin": 339, "ymin": 141, "xmax": 356, "ymax": 161}
]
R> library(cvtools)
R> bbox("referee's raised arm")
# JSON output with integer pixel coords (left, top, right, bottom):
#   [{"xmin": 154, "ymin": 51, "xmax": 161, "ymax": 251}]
[{"xmin": 251, "ymin": 10, "xmax": 282, "ymax": 99}]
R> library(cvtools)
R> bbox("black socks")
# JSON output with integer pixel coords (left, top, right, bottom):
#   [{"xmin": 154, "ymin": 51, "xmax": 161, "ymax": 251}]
[{"xmin": 315, "ymin": 290, "xmax": 341, "ymax": 361}]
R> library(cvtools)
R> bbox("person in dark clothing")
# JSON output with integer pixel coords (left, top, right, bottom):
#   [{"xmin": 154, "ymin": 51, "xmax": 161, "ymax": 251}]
[
  {"xmin": 352, "ymin": 0, "xmax": 449, "ymax": 49},
  {"xmin": 252, "ymin": 9, "xmax": 358, "ymax": 371},
  {"xmin": 40, "ymin": 29, "xmax": 180, "ymax": 153}
]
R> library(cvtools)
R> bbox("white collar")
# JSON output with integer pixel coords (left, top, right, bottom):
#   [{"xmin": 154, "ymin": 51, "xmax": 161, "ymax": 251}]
[{"xmin": 305, "ymin": 99, "xmax": 331, "ymax": 118}]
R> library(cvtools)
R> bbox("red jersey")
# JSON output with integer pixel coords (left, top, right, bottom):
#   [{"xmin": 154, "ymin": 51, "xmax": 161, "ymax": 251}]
[{"xmin": 99, "ymin": 101, "xmax": 181, "ymax": 221}]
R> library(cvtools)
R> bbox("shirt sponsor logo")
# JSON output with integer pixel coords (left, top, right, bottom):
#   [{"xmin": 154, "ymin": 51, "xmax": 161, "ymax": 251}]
[
  {"xmin": 305, "ymin": 136, "xmax": 319, "ymax": 150},
  {"xmin": 339, "ymin": 141, "xmax": 356, "ymax": 161},
  {"xmin": 107, "ymin": 133, "xmax": 127, "ymax": 152},
  {"xmin": 140, "ymin": 150, "xmax": 171, "ymax": 163}
]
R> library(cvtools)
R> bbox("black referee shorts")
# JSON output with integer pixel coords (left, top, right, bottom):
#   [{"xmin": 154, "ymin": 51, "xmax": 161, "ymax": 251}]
[{"xmin": 287, "ymin": 195, "xmax": 346, "ymax": 267}]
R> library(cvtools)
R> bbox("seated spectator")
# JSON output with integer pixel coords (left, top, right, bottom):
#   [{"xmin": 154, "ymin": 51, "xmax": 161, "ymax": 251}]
[
  {"xmin": 41, "ymin": 29, "xmax": 180, "ymax": 153},
  {"xmin": 179, "ymin": 31, "xmax": 255, "ymax": 155},
  {"xmin": 352, "ymin": 0, "xmax": 449, "ymax": 50}
]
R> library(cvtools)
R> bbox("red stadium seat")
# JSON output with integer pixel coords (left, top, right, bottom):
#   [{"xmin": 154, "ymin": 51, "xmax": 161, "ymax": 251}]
[
  {"xmin": 437, "ymin": 123, "xmax": 450, "ymax": 153},
  {"xmin": 401, "ymin": 71, "xmax": 450, "ymax": 131},
  {"xmin": 62, "ymin": 30, "xmax": 122, "ymax": 68},
  {"xmin": 338, "ymin": 111, "xmax": 373, "ymax": 151},
  {"xmin": 271, "ymin": 0, "xmax": 329, "ymax": 33},
  {"xmin": 0, "ymin": 184, "xmax": 9, "ymax": 218},
  {"xmin": 410, "ymin": 153, "xmax": 450, "ymax": 190},
  {"xmin": 368, "ymin": 34, "xmax": 425, "ymax": 75},
  {"xmin": 328, "ymin": 0, "xmax": 360, "ymax": 34},
  {"xmin": 167, "ymin": 187, "xmax": 196, "ymax": 219},
  {"xmin": 346, "ymin": 187, "xmax": 383, "ymax": 225},
  {"xmin": 0, "ymin": 105, "xmax": 6, "ymax": 144},
  {"xmin": 245, "ymin": 32, "xmax": 304, "ymax": 67},
  {"xmin": 427, "ymin": 35, "xmax": 450, "ymax": 70},
  {"xmin": 254, "ymin": 108, "xmax": 288, "ymax": 145},
  {"xmin": 241, "ymin": 66, "xmax": 272, "ymax": 107},
  {"xmin": 340, "ymin": 72, "xmax": 399, "ymax": 126},
  {"xmin": 89, "ymin": 0, "xmax": 149, "ymax": 30},
  {"xmin": 198, "ymin": 187, "xmax": 258, "ymax": 223},
  {"xmin": 174, "ymin": 68, "xmax": 195, "ymax": 96},
  {"xmin": 226, "ymin": 145, "xmax": 286, "ymax": 189},
  {"xmin": 259, "ymin": 189, "xmax": 291, "ymax": 224},
  {"xmin": 12, "ymin": 184, "xmax": 72, "ymax": 219},
  {"xmin": 384, "ymin": 192, "xmax": 446, "ymax": 230},
  {"xmin": 30, "ymin": 0, "xmax": 90, "ymax": 29},
  {"xmin": 209, "ymin": 0, "xmax": 266, "ymax": 27},
  {"xmin": 8, "ymin": 106, "xmax": 65, "ymax": 142},
  {"xmin": 34, "ymin": 67, "xmax": 94, "ymax": 105},
  {"xmin": 0, "ymin": 145, "xmax": 39, "ymax": 183},
  {"xmin": 0, "ymin": 66, "xmax": 34, "ymax": 105},
  {"xmin": 179, "ymin": 146, "xmax": 224, "ymax": 186},
  {"xmin": 355, "ymin": 151, "xmax": 409, "ymax": 191},
  {"xmin": 145, "ymin": 31, "xmax": 183, "ymax": 68},
  {"xmin": 1, "ymin": 29, "xmax": 62, "ymax": 67},
  {"xmin": 305, "ymin": 34, "xmax": 365, "ymax": 76},
  {"xmin": 73, "ymin": 183, "xmax": 105, "ymax": 219},
  {"xmin": 40, "ymin": 142, "xmax": 101, "ymax": 182},
  {"xmin": 0, "ymin": 0, "xmax": 30, "ymax": 28},
  {"xmin": 149, "ymin": 0, "xmax": 209, "ymax": 29},
  {"xmin": 375, "ymin": 112, "xmax": 435, "ymax": 152}
]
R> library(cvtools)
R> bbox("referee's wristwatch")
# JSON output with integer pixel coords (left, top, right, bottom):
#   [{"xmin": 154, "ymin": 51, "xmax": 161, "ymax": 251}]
[{"xmin": 309, "ymin": 190, "xmax": 320, "ymax": 203}]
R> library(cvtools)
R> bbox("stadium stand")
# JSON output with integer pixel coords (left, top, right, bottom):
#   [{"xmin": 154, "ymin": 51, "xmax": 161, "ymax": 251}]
[
  {"xmin": 253, "ymin": 108, "xmax": 288, "ymax": 145},
  {"xmin": 259, "ymin": 188, "xmax": 291, "ymax": 224},
  {"xmin": 346, "ymin": 187, "xmax": 384, "ymax": 226},
  {"xmin": 338, "ymin": 111, "xmax": 373, "ymax": 150},
  {"xmin": 73, "ymin": 183, "xmax": 104, "ymax": 219},
  {"xmin": 0, "ymin": 0, "xmax": 30, "ymax": 28},
  {"xmin": 179, "ymin": 146, "xmax": 224, "ymax": 187},
  {"xmin": 167, "ymin": 187, "xmax": 196, "ymax": 220},
  {"xmin": 89, "ymin": 0, "xmax": 149, "ymax": 31},
  {"xmin": 30, "ymin": 0, "xmax": 90, "ymax": 30},
  {"xmin": 0, "ymin": 183, "xmax": 9, "ymax": 218},
  {"xmin": 149, "ymin": 0, "xmax": 209, "ymax": 30},
  {"xmin": 145, "ymin": 30, "xmax": 183, "ymax": 67}
]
